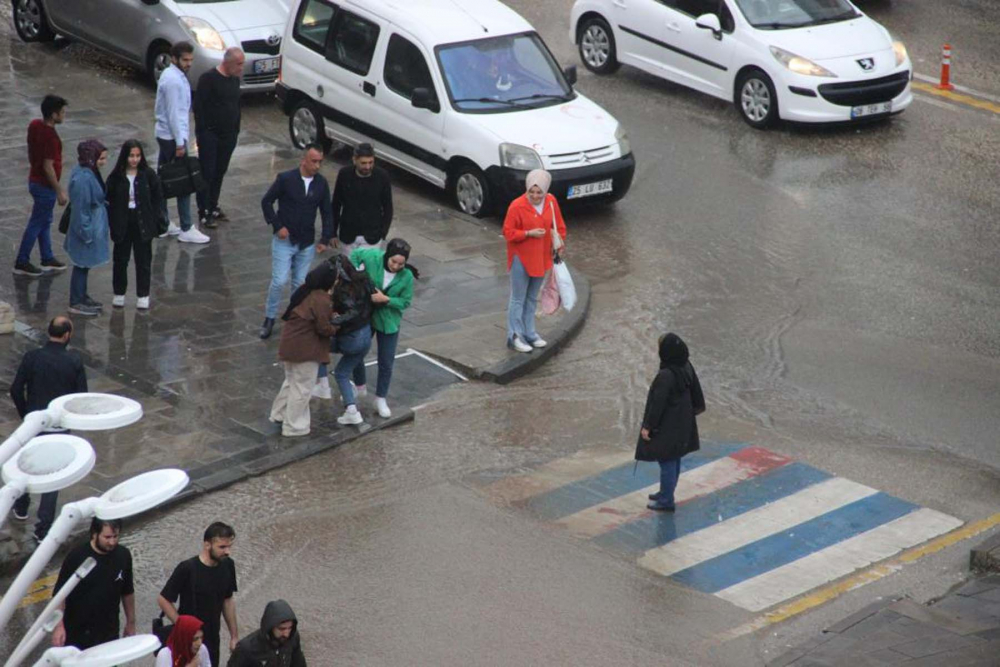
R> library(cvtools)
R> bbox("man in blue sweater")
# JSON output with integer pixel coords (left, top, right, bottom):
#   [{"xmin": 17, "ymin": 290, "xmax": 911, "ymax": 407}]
[{"xmin": 259, "ymin": 145, "xmax": 333, "ymax": 339}]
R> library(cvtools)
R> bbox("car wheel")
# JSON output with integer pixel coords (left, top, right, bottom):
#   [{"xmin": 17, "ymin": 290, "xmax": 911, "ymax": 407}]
[
  {"xmin": 288, "ymin": 101, "xmax": 329, "ymax": 152},
  {"xmin": 578, "ymin": 17, "xmax": 619, "ymax": 75},
  {"xmin": 13, "ymin": 0, "xmax": 55, "ymax": 43},
  {"xmin": 146, "ymin": 43, "xmax": 172, "ymax": 86},
  {"xmin": 451, "ymin": 164, "xmax": 491, "ymax": 218},
  {"xmin": 736, "ymin": 69, "xmax": 779, "ymax": 129}
]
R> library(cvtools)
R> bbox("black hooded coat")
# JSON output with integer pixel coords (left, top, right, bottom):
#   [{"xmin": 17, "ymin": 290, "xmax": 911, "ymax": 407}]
[
  {"xmin": 634, "ymin": 334, "xmax": 706, "ymax": 462},
  {"xmin": 227, "ymin": 599, "xmax": 306, "ymax": 667}
]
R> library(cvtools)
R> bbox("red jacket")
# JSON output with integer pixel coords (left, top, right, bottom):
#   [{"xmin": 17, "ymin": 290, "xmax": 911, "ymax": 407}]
[{"xmin": 502, "ymin": 193, "xmax": 567, "ymax": 278}]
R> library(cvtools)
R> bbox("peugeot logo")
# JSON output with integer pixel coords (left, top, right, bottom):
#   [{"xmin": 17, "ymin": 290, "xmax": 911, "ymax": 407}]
[
  {"xmin": 266, "ymin": 34, "xmax": 281, "ymax": 47},
  {"xmin": 857, "ymin": 57, "xmax": 875, "ymax": 71}
]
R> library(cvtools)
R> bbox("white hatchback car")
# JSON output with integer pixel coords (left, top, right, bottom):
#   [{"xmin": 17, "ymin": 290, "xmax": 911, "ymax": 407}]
[{"xmin": 569, "ymin": 0, "xmax": 912, "ymax": 128}]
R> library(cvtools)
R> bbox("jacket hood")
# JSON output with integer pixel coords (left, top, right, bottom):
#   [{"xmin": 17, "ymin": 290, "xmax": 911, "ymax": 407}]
[{"xmin": 260, "ymin": 599, "xmax": 298, "ymax": 643}]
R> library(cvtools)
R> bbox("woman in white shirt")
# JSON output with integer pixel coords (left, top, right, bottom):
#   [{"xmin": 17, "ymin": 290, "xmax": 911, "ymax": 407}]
[{"xmin": 155, "ymin": 614, "xmax": 211, "ymax": 667}]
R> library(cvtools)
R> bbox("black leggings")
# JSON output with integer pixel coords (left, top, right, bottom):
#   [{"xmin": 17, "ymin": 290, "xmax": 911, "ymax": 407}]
[{"xmin": 112, "ymin": 210, "xmax": 152, "ymax": 297}]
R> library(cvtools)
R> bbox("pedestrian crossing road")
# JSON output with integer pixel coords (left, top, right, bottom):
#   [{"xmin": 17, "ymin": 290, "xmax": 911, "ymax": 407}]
[{"xmin": 480, "ymin": 443, "xmax": 963, "ymax": 612}]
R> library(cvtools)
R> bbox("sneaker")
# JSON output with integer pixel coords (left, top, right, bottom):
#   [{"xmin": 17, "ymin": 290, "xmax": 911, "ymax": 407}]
[
  {"xmin": 11, "ymin": 507, "xmax": 28, "ymax": 521},
  {"xmin": 211, "ymin": 207, "xmax": 228, "ymax": 221},
  {"xmin": 112, "ymin": 295, "xmax": 126, "ymax": 308},
  {"xmin": 337, "ymin": 405, "xmax": 364, "ymax": 425},
  {"xmin": 136, "ymin": 296, "xmax": 150, "ymax": 310},
  {"xmin": 201, "ymin": 213, "xmax": 218, "ymax": 229},
  {"xmin": 508, "ymin": 335, "xmax": 533, "ymax": 353},
  {"xmin": 12, "ymin": 262, "xmax": 43, "ymax": 277},
  {"xmin": 374, "ymin": 397, "xmax": 391, "ymax": 419},
  {"xmin": 178, "ymin": 227, "xmax": 210, "ymax": 244},
  {"xmin": 68, "ymin": 303, "xmax": 100, "ymax": 317},
  {"xmin": 83, "ymin": 296, "xmax": 103, "ymax": 309},
  {"xmin": 312, "ymin": 378, "xmax": 332, "ymax": 400},
  {"xmin": 530, "ymin": 337, "xmax": 548, "ymax": 348},
  {"xmin": 159, "ymin": 223, "xmax": 182, "ymax": 238},
  {"xmin": 40, "ymin": 258, "xmax": 67, "ymax": 272}
]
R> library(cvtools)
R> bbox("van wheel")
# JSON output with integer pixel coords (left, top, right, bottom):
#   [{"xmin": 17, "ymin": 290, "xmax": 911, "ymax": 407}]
[
  {"xmin": 451, "ymin": 164, "xmax": 491, "ymax": 218},
  {"xmin": 147, "ymin": 43, "xmax": 171, "ymax": 86},
  {"xmin": 289, "ymin": 101, "xmax": 329, "ymax": 152},
  {"xmin": 13, "ymin": 0, "xmax": 55, "ymax": 42},
  {"xmin": 578, "ymin": 17, "xmax": 618, "ymax": 75},
  {"xmin": 736, "ymin": 69, "xmax": 778, "ymax": 129}
]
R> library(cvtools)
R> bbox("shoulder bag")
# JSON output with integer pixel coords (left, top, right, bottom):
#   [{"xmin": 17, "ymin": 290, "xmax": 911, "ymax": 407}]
[
  {"xmin": 158, "ymin": 155, "xmax": 207, "ymax": 200},
  {"xmin": 58, "ymin": 204, "xmax": 72, "ymax": 235}
]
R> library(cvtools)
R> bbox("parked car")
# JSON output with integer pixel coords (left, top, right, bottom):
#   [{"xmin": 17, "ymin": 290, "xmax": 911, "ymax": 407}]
[
  {"xmin": 277, "ymin": 0, "xmax": 635, "ymax": 217},
  {"xmin": 12, "ymin": 0, "xmax": 289, "ymax": 91},
  {"xmin": 569, "ymin": 0, "xmax": 912, "ymax": 128}
]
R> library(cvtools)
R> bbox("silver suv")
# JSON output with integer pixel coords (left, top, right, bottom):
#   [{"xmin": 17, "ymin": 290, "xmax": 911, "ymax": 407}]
[{"xmin": 12, "ymin": 0, "xmax": 289, "ymax": 91}]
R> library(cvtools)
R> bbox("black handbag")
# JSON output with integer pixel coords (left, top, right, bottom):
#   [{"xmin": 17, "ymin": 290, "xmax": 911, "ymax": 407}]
[
  {"xmin": 158, "ymin": 155, "xmax": 207, "ymax": 200},
  {"xmin": 58, "ymin": 204, "xmax": 71, "ymax": 234}
]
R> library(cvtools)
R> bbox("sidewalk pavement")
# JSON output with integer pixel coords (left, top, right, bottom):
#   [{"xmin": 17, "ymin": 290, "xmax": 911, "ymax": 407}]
[
  {"xmin": 0, "ymin": 22, "xmax": 589, "ymax": 570},
  {"xmin": 768, "ymin": 579, "xmax": 1000, "ymax": 666}
]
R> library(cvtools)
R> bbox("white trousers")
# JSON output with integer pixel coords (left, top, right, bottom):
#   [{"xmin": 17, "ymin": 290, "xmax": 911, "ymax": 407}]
[{"xmin": 270, "ymin": 361, "xmax": 319, "ymax": 436}]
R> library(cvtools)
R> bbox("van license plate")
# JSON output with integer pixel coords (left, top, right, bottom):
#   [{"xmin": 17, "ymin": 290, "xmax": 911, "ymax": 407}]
[
  {"xmin": 253, "ymin": 57, "xmax": 280, "ymax": 74},
  {"xmin": 851, "ymin": 101, "xmax": 891, "ymax": 119},
  {"xmin": 567, "ymin": 179, "xmax": 613, "ymax": 199}
]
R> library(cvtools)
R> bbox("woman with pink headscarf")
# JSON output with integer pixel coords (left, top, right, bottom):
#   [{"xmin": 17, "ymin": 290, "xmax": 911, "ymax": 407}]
[
  {"xmin": 64, "ymin": 139, "xmax": 109, "ymax": 316},
  {"xmin": 501, "ymin": 169, "xmax": 567, "ymax": 353}
]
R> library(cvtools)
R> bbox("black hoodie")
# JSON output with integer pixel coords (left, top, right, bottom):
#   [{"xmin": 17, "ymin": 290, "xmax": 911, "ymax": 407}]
[{"xmin": 227, "ymin": 600, "xmax": 306, "ymax": 667}]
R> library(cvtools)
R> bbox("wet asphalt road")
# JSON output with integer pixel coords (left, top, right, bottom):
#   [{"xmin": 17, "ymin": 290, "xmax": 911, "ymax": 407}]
[{"xmin": 2, "ymin": 0, "xmax": 1000, "ymax": 664}]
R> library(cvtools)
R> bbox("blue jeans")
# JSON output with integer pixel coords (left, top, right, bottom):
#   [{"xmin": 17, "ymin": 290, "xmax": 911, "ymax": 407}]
[
  {"xmin": 12, "ymin": 490, "xmax": 58, "ymax": 539},
  {"xmin": 507, "ymin": 255, "xmax": 544, "ymax": 343},
  {"xmin": 157, "ymin": 138, "xmax": 192, "ymax": 231},
  {"xmin": 351, "ymin": 330, "xmax": 399, "ymax": 398},
  {"xmin": 16, "ymin": 182, "xmax": 57, "ymax": 264},
  {"xmin": 657, "ymin": 458, "xmax": 682, "ymax": 508},
  {"xmin": 332, "ymin": 326, "xmax": 372, "ymax": 406},
  {"xmin": 265, "ymin": 237, "xmax": 316, "ymax": 318},
  {"xmin": 70, "ymin": 266, "xmax": 89, "ymax": 306}
]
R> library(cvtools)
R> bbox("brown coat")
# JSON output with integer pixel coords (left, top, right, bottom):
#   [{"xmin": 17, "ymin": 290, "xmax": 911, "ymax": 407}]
[{"xmin": 277, "ymin": 290, "xmax": 337, "ymax": 363}]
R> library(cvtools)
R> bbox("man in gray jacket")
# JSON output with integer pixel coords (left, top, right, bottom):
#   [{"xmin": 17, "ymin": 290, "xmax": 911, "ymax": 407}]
[{"xmin": 227, "ymin": 600, "xmax": 306, "ymax": 667}]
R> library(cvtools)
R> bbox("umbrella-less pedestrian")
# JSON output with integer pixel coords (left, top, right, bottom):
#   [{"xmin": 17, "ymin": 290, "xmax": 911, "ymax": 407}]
[{"xmin": 65, "ymin": 140, "xmax": 110, "ymax": 317}]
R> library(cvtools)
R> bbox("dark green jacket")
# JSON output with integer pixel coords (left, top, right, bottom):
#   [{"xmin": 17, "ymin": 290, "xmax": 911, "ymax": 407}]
[{"xmin": 351, "ymin": 247, "xmax": 413, "ymax": 334}]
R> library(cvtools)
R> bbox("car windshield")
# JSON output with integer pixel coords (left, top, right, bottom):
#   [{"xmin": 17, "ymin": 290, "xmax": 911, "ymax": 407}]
[
  {"xmin": 734, "ymin": 0, "xmax": 860, "ymax": 29},
  {"xmin": 437, "ymin": 33, "xmax": 574, "ymax": 113}
]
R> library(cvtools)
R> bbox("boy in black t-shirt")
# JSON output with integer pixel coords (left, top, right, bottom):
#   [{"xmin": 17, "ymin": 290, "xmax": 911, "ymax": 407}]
[
  {"xmin": 52, "ymin": 518, "xmax": 135, "ymax": 649},
  {"xmin": 158, "ymin": 521, "xmax": 239, "ymax": 667}
]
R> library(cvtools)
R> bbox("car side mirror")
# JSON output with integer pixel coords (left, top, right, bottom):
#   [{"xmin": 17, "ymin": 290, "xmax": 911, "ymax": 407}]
[
  {"xmin": 411, "ymin": 87, "xmax": 440, "ymax": 113},
  {"xmin": 695, "ymin": 13, "xmax": 723, "ymax": 40},
  {"xmin": 563, "ymin": 65, "xmax": 578, "ymax": 86}
]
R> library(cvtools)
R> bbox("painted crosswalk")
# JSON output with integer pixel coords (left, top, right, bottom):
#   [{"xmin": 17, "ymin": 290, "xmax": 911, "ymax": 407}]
[{"xmin": 480, "ymin": 442, "xmax": 963, "ymax": 613}]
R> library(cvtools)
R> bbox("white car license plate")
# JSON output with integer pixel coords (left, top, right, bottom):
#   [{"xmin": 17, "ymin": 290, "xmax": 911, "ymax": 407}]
[
  {"xmin": 567, "ymin": 179, "xmax": 613, "ymax": 199},
  {"xmin": 851, "ymin": 101, "xmax": 892, "ymax": 119},
  {"xmin": 253, "ymin": 57, "xmax": 280, "ymax": 74}
]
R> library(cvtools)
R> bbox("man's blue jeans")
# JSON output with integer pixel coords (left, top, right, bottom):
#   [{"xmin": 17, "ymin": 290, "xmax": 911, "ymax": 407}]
[
  {"xmin": 657, "ymin": 458, "xmax": 682, "ymax": 508},
  {"xmin": 157, "ymin": 138, "xmax": 192, "ymax": 232},
  {"xmin": 332, "ymin": 326, "xmax": 372, "ymax": 406},
  {"xmin": 350, "ymin": 330, "xmax": 399, "ymax": 398},
  {"xmin": 12, "ymin": 490, "xmax": 57, "ymax": 540},
  {"xmin": 16, "ymin": 182, "xmax": 57, "ymax": 265},
  {"xmin": 507, "ymin": 255, "xmax": 544, "ymax": 344},
  {"xmin": 264, "ymin": 237, "xmax": 316, "ymax": 319}
]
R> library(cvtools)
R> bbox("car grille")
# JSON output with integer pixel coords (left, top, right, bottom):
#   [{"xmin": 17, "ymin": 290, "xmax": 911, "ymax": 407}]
[
  {"xmin": 817, "ymin": 71, "xmax": 910, "ymax": 107},
  {"xmin": 242, "ymin": 39, "xmax": 280, "ymax": 56},
  {"xmin": 243, "ymin": 71, "xmax": 279, "ymax": 86},
  {"xmin": 546, "ymin": 145, "xmax": 615, "ymax": 168}
]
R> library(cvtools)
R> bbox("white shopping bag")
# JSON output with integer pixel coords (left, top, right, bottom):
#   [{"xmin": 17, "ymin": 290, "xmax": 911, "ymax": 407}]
[{"xmin": 552, "ymin": 257, "xmax": 576, "ymax": 311}]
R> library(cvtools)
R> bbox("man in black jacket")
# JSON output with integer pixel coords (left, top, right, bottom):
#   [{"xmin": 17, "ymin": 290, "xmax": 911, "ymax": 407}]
[
  {"xmin": 9, "ymin": 315, "xmax": 88, "ymax": 540},
  {"xmin": 332, "ymin": 143, "xmax": 393, "ymax": 255},
  {"xmin": 194, "ymin": 47, "xmax": 244, "ymax": 229},
  {"xmin": 259, "ymin": 145, "xmax": 333, "ymax": 339},
  {"xmin": 227, "ymin": 599, "xmax": 306, "ymax": 667}
]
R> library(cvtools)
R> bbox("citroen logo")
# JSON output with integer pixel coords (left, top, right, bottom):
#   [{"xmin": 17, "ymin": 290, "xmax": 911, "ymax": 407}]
[
  {"xmin": 266, "ymin": 34, "xmax": 281, "ymax": 47},
  {"xmin": 857, "ymin": 57, "xmax": 875, "ymax": 71}
]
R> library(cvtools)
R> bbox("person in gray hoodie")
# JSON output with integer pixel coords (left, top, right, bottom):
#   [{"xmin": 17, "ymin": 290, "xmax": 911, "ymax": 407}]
[{"xmin": 227, "ymin": 600, "xmax": 306, "ymax": 667}]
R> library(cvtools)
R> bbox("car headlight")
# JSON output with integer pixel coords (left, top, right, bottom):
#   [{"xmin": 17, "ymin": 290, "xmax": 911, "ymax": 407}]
[
  {"xmin": 499, "ymin": 143, "xmax": 543, "ymax": 171},
  {"xmin": 615, "ymin": 124, "xmax": 631, "ymax": 156},
  {"xmin": 892, "ymin": 40, "xmax": 908, "ymax": 67},
  {"xmin": 180, "ymin": 17, "xmax": 226, "ymax": 51},
  {"xmin": 769, "ymin": 46, "xmax": 836, "ymax": 78}
]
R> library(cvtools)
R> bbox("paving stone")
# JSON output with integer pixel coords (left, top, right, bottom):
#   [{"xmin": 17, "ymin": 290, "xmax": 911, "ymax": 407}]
[
  {"xmin": 827, "ymin": 599, "xmax": 902, "ymax": 634},
  {"xmin": 889, "ymin": 599, "xmax": 991, "ymax": 636},
  {"xmin": 891, "ymin": 632, "xmax": 984, "ymax": 658}
]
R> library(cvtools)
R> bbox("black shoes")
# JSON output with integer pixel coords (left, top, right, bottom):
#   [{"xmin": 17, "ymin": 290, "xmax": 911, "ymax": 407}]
[
  {"xmin": 41, "ymin": 258, "xmax": 67, "ymax": 271},
  {"xmin": 259, "ymin": 317, "xmax": 275, "ymax": 339},
  {"xmin": 212, "ymin": 207, "xmax": 228, "ymax": 221},
  {"xmin": 200, "ymin": 212, "xmax": 218, "ymax": 229},
  {"xmin": 13, "ymin": 262, "xmax": 43, "ymax": 276}
]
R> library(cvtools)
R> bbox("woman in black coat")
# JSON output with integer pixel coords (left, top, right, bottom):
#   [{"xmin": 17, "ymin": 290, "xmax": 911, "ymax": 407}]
[
  {"xmin": 106, "ymin": 139, "xmax": 165, "ymax": 310},
  {"xmin": 635, "ymin": 333, "xmax": 706, "ymax": 511}
]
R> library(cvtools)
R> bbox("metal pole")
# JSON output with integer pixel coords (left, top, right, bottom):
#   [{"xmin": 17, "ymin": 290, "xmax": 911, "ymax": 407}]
[
  {"xmin": 29, "ymin": 647, "xmax": 77, "ymax": 667},
  {"xmin": 5, "ymin": 610, "xmax": 62, "ymax": 667},
  {"xmin": 0, "ymin": 412, "xmax": 52, "ymax": 468},
  {"xmin": 0, "ymin": 481, "xmax": 28, "ymax": 532}
]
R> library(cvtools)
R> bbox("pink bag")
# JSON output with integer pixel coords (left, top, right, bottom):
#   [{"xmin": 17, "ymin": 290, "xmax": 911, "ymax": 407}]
[{"xmin": 539, "ymin": 270, "xmax": 561, "ymax": 315}]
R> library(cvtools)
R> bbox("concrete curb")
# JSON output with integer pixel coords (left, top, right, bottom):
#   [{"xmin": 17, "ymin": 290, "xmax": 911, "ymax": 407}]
[{"xmin": 970, "ymin": 531, "xmax": 1000, "ymax": 573}]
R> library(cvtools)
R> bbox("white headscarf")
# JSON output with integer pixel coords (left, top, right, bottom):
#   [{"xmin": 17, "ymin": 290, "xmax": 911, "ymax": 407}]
[{"xmin": 525, "ymin": 169, "xmax": 552, "ymax": 196}]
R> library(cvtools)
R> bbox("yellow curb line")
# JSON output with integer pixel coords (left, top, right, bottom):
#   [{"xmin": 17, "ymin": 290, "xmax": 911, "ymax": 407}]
[
  {"xmin": 17, "ymin": 572, "xmax": 58, "ymax": 609},
  {"xmin": 717, "ymin": 511, "xmax": 1000, "ymax": 642},
  {"xmin": 912, "ymin": 81, "xmax": 1000, "ymax": 115}
]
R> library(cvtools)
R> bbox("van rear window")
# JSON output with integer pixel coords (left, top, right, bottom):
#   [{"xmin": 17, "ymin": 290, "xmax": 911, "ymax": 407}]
[{"xmin": 293, "ymin": 0, "xmax": 335, "ymax": 54}]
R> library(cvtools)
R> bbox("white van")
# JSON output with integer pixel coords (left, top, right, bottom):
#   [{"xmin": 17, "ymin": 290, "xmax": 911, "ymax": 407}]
[{"xmin": 277, "ymin": 0, "xmax": 635, "ymax": 216}]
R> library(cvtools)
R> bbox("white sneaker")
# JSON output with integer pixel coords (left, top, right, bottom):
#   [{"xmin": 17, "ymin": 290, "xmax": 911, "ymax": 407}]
[
  {"xmin": 160, "ymin": 223, "xmax": 182, "ymax": 238},
  {"xmin": 312, "ymin": 377, "xmax": 332, "ymax": 400},
  {"xmin": 337, "ymin": 405, "xmax": 364, "ymax": 425},
  {"xmin": 112, "ymin": 295, "xmax": 125, "ymax": 308},
  {"xmin": 178, "ymin": 227, "xmax": 210, "ymax": 244},
  {"xmin": 374, "ymin": 397, "xmax": 391, "ymax": 418},
  {"xmin": 136, "ymin": 296, "xmax": 150, "ymax": 310},
  {"xmin": 510, "ymin": 336, "xmax": 533, "ymax": 353},
  {"xmin": 530, "ymin": 337, "xmax": 547, "ymax": 348}
]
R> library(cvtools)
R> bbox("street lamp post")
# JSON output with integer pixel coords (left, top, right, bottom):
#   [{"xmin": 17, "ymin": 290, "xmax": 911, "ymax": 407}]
[{"xmin": 30, "ymin": 635, "xmax": 161, "ymax": 667}]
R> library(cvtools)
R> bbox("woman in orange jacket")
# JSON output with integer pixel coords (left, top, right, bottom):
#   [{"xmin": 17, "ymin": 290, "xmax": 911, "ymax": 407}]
[{"xmin": 502, "ymin": 169, "xmax": 567, "ymax": 353}]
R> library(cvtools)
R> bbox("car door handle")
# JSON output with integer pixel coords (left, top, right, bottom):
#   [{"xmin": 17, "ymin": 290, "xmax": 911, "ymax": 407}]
[
  {"xmin": 362, "ymin": 81, "xmax": 376, "ymax": 97},
  {"xmin": 612, "ymin": 0, "xmax": 626, "ymax": 7},
  {"xmin": 666, "ymin": 22, "xmax": 681, "ymax": 33}
]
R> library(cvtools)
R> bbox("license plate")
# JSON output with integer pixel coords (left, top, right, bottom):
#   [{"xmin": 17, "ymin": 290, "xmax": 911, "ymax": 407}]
[
  {"xmin": 253, "ymin": 57, "xmax": 280, "ymax": 74},
  {"xmin": 567, "ymin": 179, "xmax": 613, "ymax": 199},
  {"xmin": 851, "ymin": 101, "xmax": 892, "ymax": 119}
]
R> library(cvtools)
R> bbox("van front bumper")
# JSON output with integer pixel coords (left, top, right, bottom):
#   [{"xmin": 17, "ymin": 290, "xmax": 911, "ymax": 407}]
[{"xmin": 486, "ymin": 154, "xmax": 636, "ymax": 210}]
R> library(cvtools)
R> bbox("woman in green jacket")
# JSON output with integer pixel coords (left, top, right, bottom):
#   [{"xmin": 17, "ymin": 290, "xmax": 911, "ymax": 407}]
[{"xmin": 346, "ymin": 238, "xmax": 418, "ymax": 418}]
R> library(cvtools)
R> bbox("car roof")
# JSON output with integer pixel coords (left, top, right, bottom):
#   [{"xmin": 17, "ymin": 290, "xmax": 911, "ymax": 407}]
[{"xmin": 342, "ymin": 0, "xmax": 533, "ymax": 47}]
